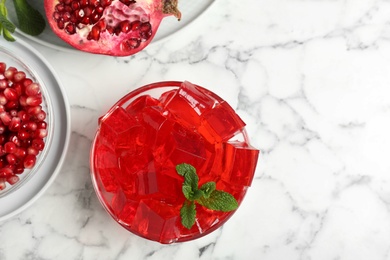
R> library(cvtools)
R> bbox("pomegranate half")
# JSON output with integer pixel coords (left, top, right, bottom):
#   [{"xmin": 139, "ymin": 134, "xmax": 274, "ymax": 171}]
[{"xmin": 44, "ymin": 0, "xmax": 181, "ymax": 56}]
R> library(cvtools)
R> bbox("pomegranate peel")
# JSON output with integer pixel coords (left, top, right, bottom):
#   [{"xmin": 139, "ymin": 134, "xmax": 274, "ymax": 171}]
[{"xmin": 44, "ymin": 0, "xmax": 182, "ymax": 56}]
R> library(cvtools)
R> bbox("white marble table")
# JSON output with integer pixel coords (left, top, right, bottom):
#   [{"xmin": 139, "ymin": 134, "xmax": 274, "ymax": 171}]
[{"xmin": 2, "ymin": 0, "xmax": 390, "ymax": 259}]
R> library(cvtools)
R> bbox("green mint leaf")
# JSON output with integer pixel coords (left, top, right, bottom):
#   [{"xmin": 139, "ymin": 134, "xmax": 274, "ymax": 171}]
[
  {"xmin": 198, "ymin": 190, "xmax": 238, "ymax": 212},
  {"xmin": 180, "ymin": 200, "xmax": 196, "ymax": 229},
  {"xmin": 0, "ymin": 0, "xmax": 15, "ymax": 41},
  {"xmin": 0, "ymin": 12, "xmax": 15, "ymax": 32},
  {"xmin": 183, "ymin": 184, "xmax": 203, "ymax": 200},
  {"xmin": 176, "ymin": 163, "xmax": 198, "ymax": 192},
  {"xmin": 13, "ymin": 0, "xmax": 45, "ymax": 36},
  {"xmin": 200, "ymin": 182, "xmax": 216, "ymax": 199},
  {"xmin": 182, "ymin": 185, "xmax": 192, "ymax": 200},
  {"xmin": 2, "ymin": 27, "xmax": 15, "ymax": 41}
]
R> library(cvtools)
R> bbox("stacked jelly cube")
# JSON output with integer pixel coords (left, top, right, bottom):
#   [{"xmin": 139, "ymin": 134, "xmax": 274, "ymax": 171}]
[{"xmin": 92, "ymin": 81, "xmax": 259, "ymax": 243}]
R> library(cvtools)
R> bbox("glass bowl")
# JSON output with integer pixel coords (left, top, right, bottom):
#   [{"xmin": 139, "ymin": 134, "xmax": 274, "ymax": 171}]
[
  {"xmin": 90, "ymin": 81, "xmax": 259, "ymax": 244},
  {"xmin": 0, "ymin": 45, "xmax": 54, "ymax": 198}
]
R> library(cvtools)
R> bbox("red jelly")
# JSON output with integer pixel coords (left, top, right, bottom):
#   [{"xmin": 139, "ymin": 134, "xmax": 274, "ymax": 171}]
[{"xmin": 90, "ymin": 81, "xmax": 260, "ymax": 244}]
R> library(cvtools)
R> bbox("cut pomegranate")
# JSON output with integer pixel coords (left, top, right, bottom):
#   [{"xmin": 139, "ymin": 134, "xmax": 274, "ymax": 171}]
[
  {"xmin": 44, "ymin": 0, "xmax": 182, "ymax": 56},
  {"xmin": 0, "ymin": 62, "xmax": 48, "ymax": 191}
]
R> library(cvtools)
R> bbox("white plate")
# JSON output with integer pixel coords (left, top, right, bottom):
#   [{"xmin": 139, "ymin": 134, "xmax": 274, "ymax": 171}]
[
  {"xmin": 0, "ymin": 36, "xmax": 71, "ymax": 221},
  {"xmin": 5, "ymin": 0, "xmax": 215, "ymax": 53}
]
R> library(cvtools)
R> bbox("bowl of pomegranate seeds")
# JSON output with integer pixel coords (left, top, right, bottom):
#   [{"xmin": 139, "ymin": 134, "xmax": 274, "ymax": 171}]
[
  {"xmin": 90, "ymin": 81, "xmax": 259, "ymax": 243},
  {"xmin": 0, "ymin": 37, "xmax": 70, "ymax": 220}
]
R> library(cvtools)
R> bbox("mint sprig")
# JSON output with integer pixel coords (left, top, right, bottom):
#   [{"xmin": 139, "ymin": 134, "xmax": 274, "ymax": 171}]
[
  {"xmin": 0, "ymin": 0, "xmax": 16, "ymax": 41},
  {"xmin": 13, "ymin": 0, "xmax": 45, "ymax": 36},
  {"xmin": 0, "ymin": 0, "xmax": 45, "ymax": 42},
  {"xmin": 176, "ymin": 163, "xmax": 239, "ymax": 229}
]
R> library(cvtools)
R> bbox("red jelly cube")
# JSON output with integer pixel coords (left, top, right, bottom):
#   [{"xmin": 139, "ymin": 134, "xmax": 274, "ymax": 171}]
[
  {"xmin": 199, "ymin": 101, "xmax": 246, "ymax": 143},
  {"xmin": 163, "ymin": 81, "xmax": 219, "ymax": 128},
  {"xmin": 125, "ymin": 95, "xmax": 161, "ymax": 117},
  {"xmin": 159, "ymin": 89, "xmax": 176, "ymax": 105},
  {"xmin": 139, "ymin": 106, "xmax": 168, "ymax": 147},
  {"xmin": 98, "ymin": 106, "xmax": 138, "ymax": 145},
  {"xmin": 132, "ymin": 199, "xmax": 180, "ymax": 243},
  {"xmin": 100, "ymin": 106, "xmax": 137, "ymax": 134},
  {"xmin": 153, "ymin": 121, "xmax": 208, "ymax": 176},
  {"xmin": 220, "ymin": 141, "xmax": 259, "ymax": 187},
  {"xmin": 115, "ymin": 125, "xmax": 146, "ymax": 157},
  {"xmin": 93, "ymin": 140, "xmax": 120, "ymax": 193}
]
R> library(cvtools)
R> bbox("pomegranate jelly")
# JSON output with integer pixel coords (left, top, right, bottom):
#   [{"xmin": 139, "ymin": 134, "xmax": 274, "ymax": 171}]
[{"xmin": 91, "ymin": 81, "xmax": 259, "ymax": 244}]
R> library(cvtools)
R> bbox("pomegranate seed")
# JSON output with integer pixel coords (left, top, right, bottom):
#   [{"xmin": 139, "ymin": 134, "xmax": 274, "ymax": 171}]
[
  {"xmin": 14, "ymin": 165, "xmax": 24, "ymax": 174},
  {"xmin": 9, "ymin": 134, "xmax": 21, "ymax": 146},
  {"xmin": 65, "ymin": 23, "xmax": 77, "ymax": 34},
  {"xmin": 27, "ymin": 146, "xmax": 39, "ymax": 156},
  {"xmin": 20, "ymin": 138, "xmax": 31, "ymax": 147},
  {"xmin": 0, "ymin": 112, "xmax": 12, "ymax": 125},
  {"xmin": 13, "ymin": 71, "xmax": 26, "ymax": 82},
  {"xmin": 36, "ymin": 129, "xmax": 48, "ymax": 139},
  {"xmin": 9, "ymin": 109, "xmax": 17, "ymax": 117},
  {"xmin": 0, "ymin": 167, "xmax": 13, "ymax": 177},
  {"xmin": 36, "ymin": 111, "xmax": 46, "ymax": 121},
  {"xmin": 27, "ymin": 105, "xmax": 42, "ymax": 115},
  {"xmin": 130, "ymin": 21, "xmax": 141, "ymax": 31},
  {"xmin": 90, "ymin": 0, "xmax": 99, "ymax": 6},
  {"xmin": 26, "ymin": 96, "xmax": 42, "ymax": 107},
  {"xmin": 0, "ymin": 125, "xmax": 5, "ymax": 134},
  {"xmin": 0, "ymin": 178, "xmax": 5, "ymax": 190},
  {"xmin": 18, "ymin": 110, "xmax": 28, "ymax": 121},
  {"xmin": 88, "ymin": 25, "xmax": 101, "ymax": 40},
  {"xmin": 0, "ymin": 135, "xmax": 5, "ymax": 144},
  {"xmin": 62, "ymin": 11, "xmax": 71, "ymax": 22},
  {"xmin": 83, "ymin": 6, "xmax": 92, "ymax": 17},
  {"xmin": 90, "ymin": 12, "xmax": 101, "ymax": 24},
  {"xmin": 24, "ymin": 154, "xmax": 36, "ymax": 169},
  {"xmin": 57, "ymin": 20, "xmax": 65, "ymax": 29},
  {"xmin": 119, "ymin": 21, "xmax": 131, "ymax": 33},
  {"xmin": 121, "ymin": 38, "xmax": 141, "ymax": 51},
  {"xmin": 19, "ymin": 95, "xmax": 28, "ymax": 106},
  {"xmin": 71, "ymin": 1, "xmax": 80, "ymax": 10},
  {"xmin": 100, "ymin": 0, "xmax": 112, "ymax": 7},
  {"xmin": 37, "ymin": 121, "xmax": 47, "ymax": 129},
  {"xmin": 5, "ymin": 100, "xmax": 18, "ymax": 110},
  {"xmin": 27, "ymin": 121, "xmax": 38, "ymax": 131},
  {"xmin": 0, "ymin": 79, "xmax": 8, "ymax": 89},
  {"xmin": 4, "ymin": 67, "xmax": 17, "ymax": 80},
  {"xmin": 9, "ymin": 117, "xmax": 21, "ymax": 132},
  {"xmin": 17, "ymin": 130, "xmax": 30, "ymax": 140},
  {"xmin": 96, "ymin": 5, "xmax": 104, "ymax": 14},
  {"xmin": 6, "ymin": 175, "xmax": 19, "ymax": 185},
  {"xmin": 80, "ymin": 0, "xmax": 89, "ymax": 7},
  {"xmin": 32, "ymin": 138, "xmax": 45, "ymax": 151},
  {"xmin": 13, "ymin": 83, "xmax": 23, "ymax": 96},
  {"xmin": 0, "ymin": 93, "xmax": 7, "ymax": 105},
  {"xmin": 14, "ymin": 147, "xmax": 26, "ymax": 158},
  {"xmin": 4, "ymin": 88, "xmax": 19, "ymax": 101},
  {"xmin": 55, "ymin": 3, "xmax": 65, "ymax": 12},
  {"xmin": 25, "ymin": 83, "xmax": 40, "ymax": 96},
  {"xmin": 81, "ymin": 16, "xmax": 90, "ymax": 25},
  {"xmin": 53, "ymin": 11, "xmax": 61, "ymax": 21},
  {"xmin": 4, "ymin": 142, "xmax": 16, "ymax": 153},
  {"xmin": 0, "ymin": 62, "xmax": 5, "ymax": 74},
  {"xmin": 22, "ymin": 78, "xmax": 33, "ymax": 88},
  {"xmin": 140, "ymin": 22, "xmax": 152, "ymax": 40},
  {"xmin": 6, "ymin": 154, "xmax": 17, "ymax": 165}
]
